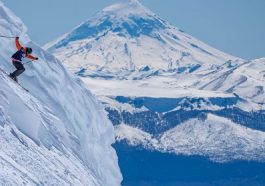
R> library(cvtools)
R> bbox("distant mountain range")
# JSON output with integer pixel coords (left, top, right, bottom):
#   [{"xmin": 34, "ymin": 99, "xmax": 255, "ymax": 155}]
[{"xmin": 46, "ymin": 0, "xmax": 265, "ymax": 185}]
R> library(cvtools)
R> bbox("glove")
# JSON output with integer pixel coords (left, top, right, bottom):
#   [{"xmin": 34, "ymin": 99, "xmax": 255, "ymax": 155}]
[{"xmin": 35, "ymin": 57, "xmax": 39, "ymax": 60}]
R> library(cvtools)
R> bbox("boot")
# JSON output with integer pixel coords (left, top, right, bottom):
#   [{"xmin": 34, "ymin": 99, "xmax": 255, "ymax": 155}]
[
  {"xmin": 14, "ymin": 76, "xmax": 18, "ymax": 82},
  {"xmin": 9, "ymin": 73, "xmax": 18, "ymax": 82}
]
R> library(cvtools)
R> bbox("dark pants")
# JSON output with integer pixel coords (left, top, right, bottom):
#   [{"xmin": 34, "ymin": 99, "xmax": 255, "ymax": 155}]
[{"xmin": 10, "ymin": 61, "xmax": 25, "ymax": 78}]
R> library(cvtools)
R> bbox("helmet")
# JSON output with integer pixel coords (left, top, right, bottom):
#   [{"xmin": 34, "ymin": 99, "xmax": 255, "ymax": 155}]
[{"xmin": 26, "ymin": 47, "xmax": 32, "ymax": 55}]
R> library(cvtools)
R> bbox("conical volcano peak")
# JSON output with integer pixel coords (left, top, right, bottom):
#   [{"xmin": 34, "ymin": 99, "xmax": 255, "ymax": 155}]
[
  {"xmin": 102, "ymin": 0, "xmax": 153, "ymax": 17},
  {"xmin": 45, "ymin": 0, "xmax": 167, "ymax": 50},
  {"xmin": 46, "ymin": 0, "xmax": 239, "ymax": 77}
]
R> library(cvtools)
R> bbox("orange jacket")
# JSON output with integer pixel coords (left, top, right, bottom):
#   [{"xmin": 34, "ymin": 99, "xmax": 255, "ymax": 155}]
[{"xmin": 15, "ymin": 38, "xmax": 37, "ymax": 60}]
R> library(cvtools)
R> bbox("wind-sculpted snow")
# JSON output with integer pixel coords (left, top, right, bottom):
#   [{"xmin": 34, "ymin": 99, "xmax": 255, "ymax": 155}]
[
  {"xmin": 0, "ymin": 1, "xmax": 122, "ymax": 185},
  {"xmin": 0, "ymin": 59, "xmax": 120, "ymax": 185},
  {"xmin": 0, "ymin": 125, "xmax": 100, "ymax": 185}
]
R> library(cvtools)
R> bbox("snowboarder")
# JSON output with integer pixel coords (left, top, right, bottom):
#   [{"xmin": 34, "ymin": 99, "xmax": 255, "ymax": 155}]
[{"xmin": 9, "ymin": 37, "xmax": 38, "ymax": 82}]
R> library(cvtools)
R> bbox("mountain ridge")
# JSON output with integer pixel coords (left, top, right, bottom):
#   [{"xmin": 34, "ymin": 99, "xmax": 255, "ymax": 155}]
[{"xmin": 45, "ymin": 1, "xmax": 265, "ymax": 185}]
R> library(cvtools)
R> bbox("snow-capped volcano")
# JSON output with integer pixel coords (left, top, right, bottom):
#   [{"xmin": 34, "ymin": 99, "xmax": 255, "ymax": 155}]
[
  {"xmin": 46, "ymin": 0, "xmax": 265, "ymax": 104},
  {"xmin": 46, "ymin": 0, "xmax": 240, "ymax": 79}
]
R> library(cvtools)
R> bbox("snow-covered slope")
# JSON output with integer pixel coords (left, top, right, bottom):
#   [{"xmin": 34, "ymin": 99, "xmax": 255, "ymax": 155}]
[
  {"xmin": 116, "ymin": 114, "xmax": 265, "ymax": 162},
  {"xmin": 196, "ymin": 58, "xmax": 265, "ymax": 103},
  {"xmin": 0, "ymin": 1, "xmax": 122, "ymax": 185}
]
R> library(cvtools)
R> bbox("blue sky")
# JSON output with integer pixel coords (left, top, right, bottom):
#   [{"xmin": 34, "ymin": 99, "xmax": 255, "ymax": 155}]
[{"xmin": 1, "ymin": 0, "xmax": 265, "ymax": 60}]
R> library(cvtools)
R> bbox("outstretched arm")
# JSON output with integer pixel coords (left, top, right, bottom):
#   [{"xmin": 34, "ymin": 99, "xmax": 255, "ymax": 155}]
[
  {"xmin": 15, "ymin": 37, "xmax": 22, "ymax": 50},
  {"xmin": 26, "ymin": 54, "xmax": 38, "ymax": 60}
]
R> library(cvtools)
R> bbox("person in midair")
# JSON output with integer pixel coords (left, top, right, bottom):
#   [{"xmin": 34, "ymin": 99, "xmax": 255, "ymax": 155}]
[{"xmin": 9, "ymin": 37, "xmax": 38, "ymax": 82}]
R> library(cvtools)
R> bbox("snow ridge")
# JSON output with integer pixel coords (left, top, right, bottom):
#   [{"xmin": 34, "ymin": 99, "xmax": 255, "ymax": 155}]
[{"xmin": 0, "ymin": 1, "xmax": 122, "ymax": 185}]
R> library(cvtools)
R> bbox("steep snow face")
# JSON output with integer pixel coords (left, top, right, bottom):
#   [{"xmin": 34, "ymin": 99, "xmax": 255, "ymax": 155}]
[
  {"xmin": 46, "ymin": 0, "xmax": 239, "ymax": 79},
  {"xmin": 0, "ymin": 1, "xmax": 122, "ymax": 185}
]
